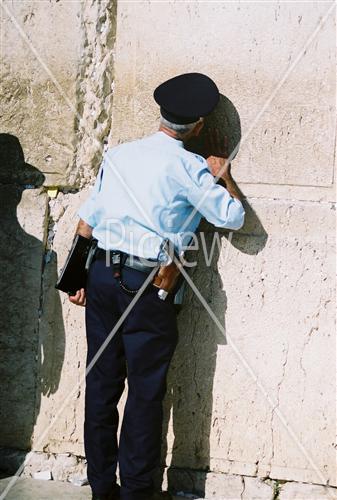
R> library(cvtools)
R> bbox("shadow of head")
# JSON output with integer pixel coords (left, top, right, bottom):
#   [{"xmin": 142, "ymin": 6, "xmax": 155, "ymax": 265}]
[
  {"xmin": 0, "ymin": 133, "xmax": 45, "ymax": 187},
  {"xmin": 185, "ymin": 93, "xmax": 241, "ymax": 159},
  {"xmin": 0, "ymin": 134, "xmax": 64, "ymax": 453},
  {"xmin": 185, "ymin": 95, "xmax": 268, "ymax": 254}
]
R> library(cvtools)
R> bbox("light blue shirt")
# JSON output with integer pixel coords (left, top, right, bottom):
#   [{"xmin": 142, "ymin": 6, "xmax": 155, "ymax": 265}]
[{"xmin": 77, "ymin": 131, "xmax": 245, "ymax": 259}]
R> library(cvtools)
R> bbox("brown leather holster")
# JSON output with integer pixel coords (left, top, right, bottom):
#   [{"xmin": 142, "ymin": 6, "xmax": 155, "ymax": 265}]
[{"xmin": 152, "ymin": 260, "xmax": 182, "ymax": 294}]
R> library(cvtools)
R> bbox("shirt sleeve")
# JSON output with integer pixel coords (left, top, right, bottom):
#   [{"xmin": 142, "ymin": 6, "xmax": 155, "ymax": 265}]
[
  {"xmin": 77, "ymin": 156, "xmax": 105, "ymax": 228},
  {"xmin": 184, "ymin": 154, "xmax": 245, "ymax": 230}
]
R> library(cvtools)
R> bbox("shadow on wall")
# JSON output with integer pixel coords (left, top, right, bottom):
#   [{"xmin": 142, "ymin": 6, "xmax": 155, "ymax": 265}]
[
  {"xmin": 0, "ymin": 134, "xmax": 65, "ymax": 474},
  {"xmin": 157, "ymin": 96, "xmax": 268, "ymax": 497},
  {"xmin": 185, "ymin": 93, "xmax": 242, "ymax": 161}
]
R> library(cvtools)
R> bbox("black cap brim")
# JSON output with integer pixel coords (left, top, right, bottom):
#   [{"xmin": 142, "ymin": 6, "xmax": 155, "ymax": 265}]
[
  {"xmin": 160, "ymin": 106, "xmax": 200, "ymax": 125},
  {"xmin": 154, "ymin": 72, "xmax": 219, "ymax": 124}
]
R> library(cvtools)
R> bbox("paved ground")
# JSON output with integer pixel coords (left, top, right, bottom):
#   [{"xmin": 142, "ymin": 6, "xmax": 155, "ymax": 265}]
[{"xmin": 0, "ymin": 477, "xmax": 192, "ymax": 500}]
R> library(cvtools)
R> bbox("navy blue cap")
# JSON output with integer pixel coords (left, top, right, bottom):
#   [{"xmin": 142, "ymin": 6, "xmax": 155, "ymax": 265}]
[{"xmin": 154, "ymin": 72, "xmax": 220, "ymax": 125}]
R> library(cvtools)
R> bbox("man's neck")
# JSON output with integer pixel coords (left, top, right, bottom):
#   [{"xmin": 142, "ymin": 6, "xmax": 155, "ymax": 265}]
[{"xmin": 158, "ymin": 126, "xmax": 187, "ymax": 144}]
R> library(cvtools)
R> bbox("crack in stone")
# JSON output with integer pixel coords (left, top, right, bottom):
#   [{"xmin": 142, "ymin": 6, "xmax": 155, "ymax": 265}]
[
  {"xmin": 33, "ymin": 195, "xmax": 50, "ymax": 428},
  {"xmin": 72, "ymin": 0, "xmax": 117, "ymax": 189},
  {"xmin": 269, "ymin": 341, "xmax": 289, "ymax": 474},
  {"xmin": 240, "ymin": 475, "xmax": 245, "ymax": 499}
]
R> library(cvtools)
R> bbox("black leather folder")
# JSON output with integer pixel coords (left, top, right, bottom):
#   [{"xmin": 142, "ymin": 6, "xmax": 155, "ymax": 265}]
[{"xmin": 55, "ymin": 234, "xmax": 96, "ymax": 296}]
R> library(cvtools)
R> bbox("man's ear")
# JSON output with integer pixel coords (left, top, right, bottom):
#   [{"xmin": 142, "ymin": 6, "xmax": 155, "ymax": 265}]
[{"xmin": 193, "ymin": 120, "xmax": 204, "ymax": 137}]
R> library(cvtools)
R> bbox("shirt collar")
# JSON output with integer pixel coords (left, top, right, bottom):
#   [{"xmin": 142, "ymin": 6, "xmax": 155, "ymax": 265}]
[{"xmin": 154, "ymin": 131, "xmax": 184, "ymax": 148}]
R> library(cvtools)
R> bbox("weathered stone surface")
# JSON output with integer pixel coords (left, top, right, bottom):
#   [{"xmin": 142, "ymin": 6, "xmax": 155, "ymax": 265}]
[
  {"xmin": 73, "ymin": 1, "xmax": 117, "ymax": 188},
  {"xmin": 159, "ymin": 468, "xmax": 274, "ymax": 499},
  {"xmin": 0, "ymin": 477, "xmax": 92, "ymax": 500},
  {"xmin": 1, "ymin": 2, "xmax": 82, "ymax": 187},
  {"xmin": 162, "ymin": 199, "xmax": 335, "ymax": 487},
  {"xmin": 242, "ymin": 477, "xmax": 274, "ymax": 500},
  {"xmin": 1, "ymin": 1, "xmax": 116, "ymax": 188},
  {"xmin": 165, "ymin": 469, "xmax": 244, "ymax": 499},
  {"xmin": 1, "ymin": 0, "xmax": 336, "ymax": 495},
  {"xmin": 32, "ymin": 190, "xmax": 89, "ymax": 456},
  {"xmin": 279, "ymin": 481, "xmax": 337, "ymax": 499},
  {"xmin": 3, "ymin": 472, "xmax": 336, "ymax": 500},
  {"xmin": 0, "ymin": 447, "xmax": 86, "ymax": 483},
  {"xmin": 22, "ymin": 450, "xmax": 87, "ymax": 483},
  {"xmin": 0, "ymin": 476, "xmax": 194, "ymax": 499},
  {"xmin": 24, "ymin": 194, "xmax": 336, "ymax": 488},
  {"xmin": 111, "ymin": 2, "xmax": 335, "ymax": 196},
  {"xmin": 110, "ymin": 6, "xmax": 336, "ymax": 487},
  {"xmin": 0, "ymin": 187, "xmax": 48, "ymax": 449}
]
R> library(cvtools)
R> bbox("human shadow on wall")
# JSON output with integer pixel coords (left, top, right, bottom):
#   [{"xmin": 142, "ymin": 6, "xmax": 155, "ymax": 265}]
[
  {"xmin": 0, "ymin": 134, "xmax": 65, "ymax": 474},
  {"xmin": 157, "ymin": 95, "xmax": 268, "ymax": 497}
]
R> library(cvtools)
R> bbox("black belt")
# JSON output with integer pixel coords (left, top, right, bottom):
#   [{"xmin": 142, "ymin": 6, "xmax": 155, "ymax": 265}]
[
  {"xmin": 95, "ymin": 248, "xmax": 158, "ymax": 275},
  {"xmin": 93, "ymin": 247, "xmax": 180, "ymax": 302}
]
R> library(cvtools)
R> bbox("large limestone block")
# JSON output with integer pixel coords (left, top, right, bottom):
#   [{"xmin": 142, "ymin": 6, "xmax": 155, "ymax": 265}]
[
  {"xmin": 0, "ymin": 477, "xmax": 91, "ymax": 500},
  {"xmin": 32, "ymin": 190, "xmax": 89, "ymax": 455},
  {"xmin": 0, "ymin": 187, "xmax": 48, "ymax": 449},
  {"xmin": 242, "ymin": 477, "xmax": 274, "ymax": 500},
  {"xmin": 160, "ymin": 468, "xmax": 274, "ymax": 499},
  {"xmin": 1, "ymin": 2, "xmax": 117, "ymax": 189},
  {"xmin": 0, "ymin": 477, "xmax": 184, "ymax": 500},
  {"xmin": 1, "ymin": 1, "xmax": 82, "ymax": 187},
  {"xmin": 163, "ymin": 199, "xmax": 335, "ymax": 486},
  {"xmin": 111, "ymin": 2, "xmax": 335, "ymax": 198},
  {"xmin": 279, "ymin": 481, "xmax": 337, "ymax": 499}
]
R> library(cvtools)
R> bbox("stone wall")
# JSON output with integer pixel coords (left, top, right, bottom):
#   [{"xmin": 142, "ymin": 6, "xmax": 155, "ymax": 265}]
[
  {"xmin": 110, "ymin": 0, "xmax": 336, "ymax": 491},
  {"xmin": 0, "ymin": 0, "xmax": 335, "ymax": 498},
  {"xmin": 0, "ymin": 0, "xmax": 117, "ymax": 457}
]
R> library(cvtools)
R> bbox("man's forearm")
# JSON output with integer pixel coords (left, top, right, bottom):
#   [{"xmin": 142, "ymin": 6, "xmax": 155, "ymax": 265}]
[
  {"xmin": 218, "ymin": 173, "xmax": 243, "ymax": 202},
  {"xmin": 207, "ymin": 155, "xmax": 244, "ymax": 203},
  {"xmin": 222, "ymin": 173, "xmax": 243, "ymax": 201},
  {"xmin": 76, "ymin": 219, "xmax": 93, "ymax": 239}
]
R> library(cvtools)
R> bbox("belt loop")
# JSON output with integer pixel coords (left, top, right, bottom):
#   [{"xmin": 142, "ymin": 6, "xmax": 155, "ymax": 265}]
[
  {"xmin": 119, "ymin": 252, "xmax": 127, "ymax": 274},
  {"xmin": 105, "ymin": 248, "xmax": 111, "ymax": 268},
  {"xmin": 111, "ymin": 252, "xmax": 121, "ymax": 278}
]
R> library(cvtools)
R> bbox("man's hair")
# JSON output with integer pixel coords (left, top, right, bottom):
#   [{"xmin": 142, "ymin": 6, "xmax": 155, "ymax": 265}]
[{"xmin": 159, "ymin": 114, "xmax": 200, "ymax": 136}]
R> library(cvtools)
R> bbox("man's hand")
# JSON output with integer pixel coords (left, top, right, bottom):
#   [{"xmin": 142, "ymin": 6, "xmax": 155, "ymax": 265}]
[
  {"xmin": 153, "ymin": 261, "xmax": 181, "ymax": 294},
  {"xmin": 69, "ymin": 288, "xmax": 86, "ymax": 307},
  {"xmin": 76, "ymin": 219, "xmax": 93, "ymax": 239},
  {"xmin": 205, "ymin": 127, "xmax": 243, "ymax": 202},
  {"xmin": 207, "ymin": 155, "xmax": 231, "ymax": 179},
  {"xmin": 206, "ymin": 127, "xmax": 231, "ymax": 179},
  {"xmin": 67, "ymin": 219, "xmax": 91, "ymax": 306}
]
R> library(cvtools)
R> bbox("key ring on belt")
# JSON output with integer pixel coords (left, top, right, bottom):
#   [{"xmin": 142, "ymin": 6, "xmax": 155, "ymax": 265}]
[{"xmin": 115, "ymin": 252, "xmax": 159, "ymax": 296}]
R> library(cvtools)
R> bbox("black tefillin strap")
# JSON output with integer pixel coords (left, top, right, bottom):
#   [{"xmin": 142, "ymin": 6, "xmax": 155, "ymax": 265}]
[
  {"xmin": 111, "ymin": 251, "xmax": 145, "ymax": 295},
  {"xmin": 110, "ymin": 251, "xmax": 121, "ymax": 278}
]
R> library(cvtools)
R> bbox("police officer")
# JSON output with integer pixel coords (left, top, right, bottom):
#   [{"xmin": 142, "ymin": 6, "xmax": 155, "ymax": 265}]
[{"xmin": 70, "ymin": 73, "xmax": 245, "ymax": 500}]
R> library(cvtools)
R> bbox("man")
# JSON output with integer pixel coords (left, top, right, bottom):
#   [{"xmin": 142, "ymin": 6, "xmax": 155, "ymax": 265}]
[{"xmin": 70, "ymin": 73, "xmax": 245, "ymax": 500}]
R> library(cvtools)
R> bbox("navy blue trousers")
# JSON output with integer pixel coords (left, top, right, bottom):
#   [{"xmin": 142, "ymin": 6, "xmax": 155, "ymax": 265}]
[{"xmin": 84, "ymin": 258, "xmax": 179, "ymax": 500}]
